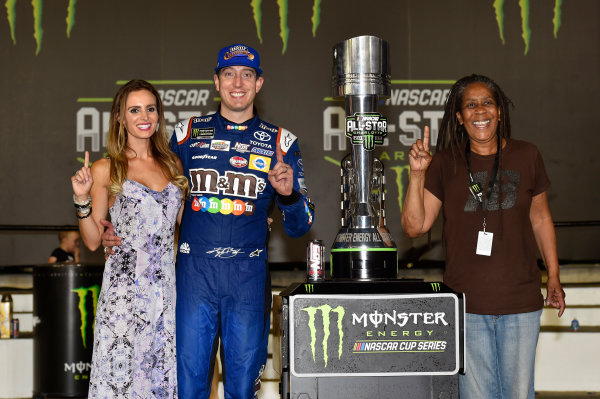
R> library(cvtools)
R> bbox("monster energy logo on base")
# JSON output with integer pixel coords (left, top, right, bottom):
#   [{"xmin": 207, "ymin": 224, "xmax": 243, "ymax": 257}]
[
  {"xmin": 301, "ymin": 305, "xmax": 345, "ymax": 367},
  {"xmin": 346, "ymin": 113, "xmax": 387, "ymax": 151},
  {"xmin": 72, "ymin": 285, "xmax": 100, "ymax": 349},
  {"xmin": 290, "ymin": 294, "xmax": 460, "ymax": 376}
]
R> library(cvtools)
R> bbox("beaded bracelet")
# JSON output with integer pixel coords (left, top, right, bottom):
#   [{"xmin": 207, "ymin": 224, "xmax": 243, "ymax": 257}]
[
  {"xmin": 76, "ymin": 207, "xmax": 92, "ymax": 219},
  {"xmin": 73, "ymin": 194, "xmax": 92, "ymax": 208},
  {"xmin": 76, "ymin": 205, "xmax": 91, "ymax": 216}
]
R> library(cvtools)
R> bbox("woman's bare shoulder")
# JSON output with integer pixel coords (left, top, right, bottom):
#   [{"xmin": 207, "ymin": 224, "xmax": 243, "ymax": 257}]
[{"xmin": 91, "ymin": 157, "xmax": 111, "ymax": 182}]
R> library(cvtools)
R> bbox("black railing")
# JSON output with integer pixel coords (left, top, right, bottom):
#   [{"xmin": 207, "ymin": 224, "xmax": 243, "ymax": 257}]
[{"xmin": 0, "ymin": 224, "xmax": 79, "ymax": 232}]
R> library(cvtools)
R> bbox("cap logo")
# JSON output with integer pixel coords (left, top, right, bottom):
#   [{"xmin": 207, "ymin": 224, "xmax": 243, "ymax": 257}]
[
  {"xmin": 216, "ymin": 43, "xmax": 262, "ymax": 75},
  {"xmin": 224, "ymin": 46, "xmax": 254, "ymax": 61}
]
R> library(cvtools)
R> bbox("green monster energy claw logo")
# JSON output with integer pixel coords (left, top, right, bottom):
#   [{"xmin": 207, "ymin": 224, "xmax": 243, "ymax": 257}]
[
  {"xmin": 5, "ymin": 0, "xmax": 564, "ymax": 55},
  {"xmin": 304, "ymin": 284, "xmax": 314, "ymax": 293},
  {"xmin": 5, "ymin": 0, "xmax": 77, "ymax": 55},
  {"xmin": 431, "ymin": 282, "xmax": 441, "ymax": 292},
  {"xmin": 251, "ymin": 0, "xmax": 322, "ymax": 54},
  {"xmin": 72, "ymin": 285, "xmax": 100, "ymax": 349},
  {"xmin": 302, "ymin": 304, "xmax": 345, "ymax": 367},
  {"xmin": 493, "ymin": 0, "xmax": 563, "ymax": 55},
  {"xmin": 346, "ymin": 113, "xmax": 387, "ymax": 151}
]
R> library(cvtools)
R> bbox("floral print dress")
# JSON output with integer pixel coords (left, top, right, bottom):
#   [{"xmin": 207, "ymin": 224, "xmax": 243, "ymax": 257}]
[{"xmin": 89, "ymin": 179, "xmax": 181, "ymax": 398}]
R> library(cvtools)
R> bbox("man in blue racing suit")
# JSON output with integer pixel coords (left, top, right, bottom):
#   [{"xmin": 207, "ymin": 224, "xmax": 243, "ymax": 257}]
[{"xmin": 171, "ymin": 44, "xmax": 314, "ymax": 398}]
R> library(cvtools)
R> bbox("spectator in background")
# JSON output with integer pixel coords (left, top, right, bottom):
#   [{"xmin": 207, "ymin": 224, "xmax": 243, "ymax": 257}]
[{"xmin": 47, "ymin": 230, "xmax": 80, "ymax": 263}]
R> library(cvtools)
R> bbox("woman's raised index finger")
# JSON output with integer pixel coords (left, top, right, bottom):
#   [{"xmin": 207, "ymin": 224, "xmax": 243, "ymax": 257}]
[
  {"xmin": 423, "ymin": 126, "xmax": 430, "ymax": 152},
  {"xmin": 84, "ymin": 151, "xmax": 90, "ymax": 168}
]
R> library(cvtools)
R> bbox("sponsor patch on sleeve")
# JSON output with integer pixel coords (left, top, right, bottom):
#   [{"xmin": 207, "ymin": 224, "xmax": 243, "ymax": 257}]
[
  {"xmin": 298, "ymin": 177, "xmax": 307, "ymax": 193},
  {"xmin": 279, "ymin": 128, "xmax": 297, "ymax": 154},
  {"xmin": 175, "ymin": 119, "xmax": 191, "ymax": 144}
]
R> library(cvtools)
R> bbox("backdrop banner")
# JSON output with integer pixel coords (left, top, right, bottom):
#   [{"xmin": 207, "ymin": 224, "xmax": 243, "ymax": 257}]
[{"xmin": 1, "ymin": 0, "xmax": 598, "ymax": 265}]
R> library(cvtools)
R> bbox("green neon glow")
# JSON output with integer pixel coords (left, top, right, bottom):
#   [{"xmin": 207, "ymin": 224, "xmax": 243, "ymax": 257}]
[
  {"xmin": 32, "ymin": 0, "xmax": 43, "ymax": 55},
  {"xmin": 553, "ymin": 0, "xmax": 562, "ymax": 38},
  {"xmin": 251, "ymin": 0, "xmax": 263, "ymax": 43},
  {"xmin": 311, "ymin": 0, "xmax": 321, "ymax": 37},
  {"xmin": 493, "ymin": 0, "xmax": 505, "ymax": 44},
  {"xmin": 324, "ymin": 156, "xmax": 340, "ymax": 166},
  {"xmin": 276, "ymin": 0, "xmax": 289, "ymax": 54},
  {"xmin": 66, "ymin": 0, "xmax": 76, "ymax": 38},
  {"xmin": 116, "ymin": 80, "xmax": 213, "ymax": 85},
  {"xmin": 390, "ymin": 164, "xmax": 411, "ymax": 212},
  {"xmin": 76, "ymin": 156, "xmax": 92, "ymax": 166},
  {"xmin": 77, "ymin": 97, "xmax": 112, "ymax": 102},
  {"xmin": 72, "ymin": 285, "xmax": 100, "ymax": 349},
  {"xmin": 519, "ymin": 0, "xmax": 531, "ymax": 55},
  {"xmin": 5, "ymin": 0, "xmax": 17, "ymax": 44}
]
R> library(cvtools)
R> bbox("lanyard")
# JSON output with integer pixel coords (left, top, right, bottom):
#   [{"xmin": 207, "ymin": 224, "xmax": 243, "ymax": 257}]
[{"xmin": 465, "ymin": 137, "xmax": 501, "ymax": 231}]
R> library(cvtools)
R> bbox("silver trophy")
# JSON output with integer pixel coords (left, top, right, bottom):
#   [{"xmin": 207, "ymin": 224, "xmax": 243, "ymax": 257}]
[{"xmin": 330, "ymin": 35, "xmax": 397, "ymax": 280}]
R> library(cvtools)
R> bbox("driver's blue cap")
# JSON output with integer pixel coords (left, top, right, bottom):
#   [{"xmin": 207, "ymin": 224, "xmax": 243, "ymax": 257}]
[{"xmin": 215, "ymin": 44, "xmax": 262, "ymax": 76}]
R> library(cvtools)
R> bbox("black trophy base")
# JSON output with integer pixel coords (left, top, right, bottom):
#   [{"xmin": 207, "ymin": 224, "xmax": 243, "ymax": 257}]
[
  {"xmin": 287, "ymin": 375, "xmax": 459, "ymax": 399},
  {"xmin": 331, "ymin": 248, "xmax": 397, "ymax": 280}
]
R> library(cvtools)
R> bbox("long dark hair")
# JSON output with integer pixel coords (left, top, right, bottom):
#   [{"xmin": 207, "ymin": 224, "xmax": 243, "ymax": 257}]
[
  {"xmin": 437, "ymin": 74, "xmax": 513, "ymax": 162},
  {"xmin": 438, "ymin": 74, "xmax": 514, "ymax": 241}
]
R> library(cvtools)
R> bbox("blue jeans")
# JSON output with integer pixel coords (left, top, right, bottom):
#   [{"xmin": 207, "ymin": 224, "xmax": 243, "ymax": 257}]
[{"xmin": 460, "ymin": 310, "xmax": 542, "ymax": 399}]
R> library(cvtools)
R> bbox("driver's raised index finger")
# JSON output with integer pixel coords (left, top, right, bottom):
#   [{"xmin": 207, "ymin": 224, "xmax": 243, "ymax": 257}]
[
  {"xmin": 423, "ymin": 126, "xmax": 430, "ymax": 153},
  {"xmin": 276, "ymin": 142, "xmax": 284, "ymax": 164},
  {"xmin": 84, "ymin": 151, "xmax": 90, "ymax": 168}
]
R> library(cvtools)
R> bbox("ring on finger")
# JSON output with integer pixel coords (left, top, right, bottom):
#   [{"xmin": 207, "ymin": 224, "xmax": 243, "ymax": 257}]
[{"xmin": 103, "ymin": 247, "xmax": 109, "ymax": 254}]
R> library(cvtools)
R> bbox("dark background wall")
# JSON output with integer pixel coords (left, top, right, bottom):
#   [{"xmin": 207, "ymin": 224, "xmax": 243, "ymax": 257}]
[{"xmin": 1, "ymin": 0, "xmax": 598, "ymax": 266}]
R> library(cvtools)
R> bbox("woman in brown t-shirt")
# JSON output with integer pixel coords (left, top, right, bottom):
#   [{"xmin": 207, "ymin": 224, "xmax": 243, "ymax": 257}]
[{"xmin": 402, "ymin": 74, "xmax": 565, "ymax": 399}]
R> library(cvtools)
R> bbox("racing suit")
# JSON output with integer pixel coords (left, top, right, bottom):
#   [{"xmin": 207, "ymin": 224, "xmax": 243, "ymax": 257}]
[{"xmin": 170, "ymin": 111, "xmax": 314, "ymax": 399}]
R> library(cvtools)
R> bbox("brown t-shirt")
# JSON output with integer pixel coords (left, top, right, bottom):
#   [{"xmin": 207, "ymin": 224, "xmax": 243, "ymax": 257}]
[{"xmin": 425, "ymin": 139, "xmax": 550, "ymax": 314}]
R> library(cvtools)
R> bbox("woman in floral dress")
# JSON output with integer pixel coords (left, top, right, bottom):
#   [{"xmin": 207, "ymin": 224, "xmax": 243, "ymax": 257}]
[{"xmin": 71, "ymin": 80, "xmax": 188, "ymax": 398}]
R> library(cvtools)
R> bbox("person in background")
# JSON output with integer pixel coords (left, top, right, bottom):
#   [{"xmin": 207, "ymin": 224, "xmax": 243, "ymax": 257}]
[
  {"xmin": 47, "ymin": 230, "xmax": 80, "ymax": 263},
  {"xmin": 401, "ymin": 74, "xmax": 566, "ymax": 399},
  {"xmin": 71, "ymin": 79, "xmax": 188, "ymax": 398}
]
